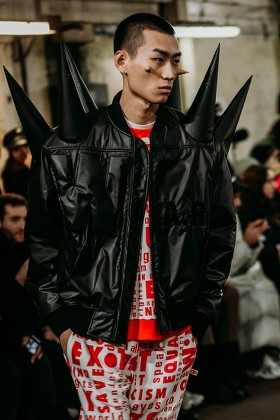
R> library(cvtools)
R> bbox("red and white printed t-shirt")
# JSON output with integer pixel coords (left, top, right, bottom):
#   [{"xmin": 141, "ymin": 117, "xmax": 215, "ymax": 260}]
[{"xmin": 126, "ymin": 119, "xmax": 190, "ymax": 341}]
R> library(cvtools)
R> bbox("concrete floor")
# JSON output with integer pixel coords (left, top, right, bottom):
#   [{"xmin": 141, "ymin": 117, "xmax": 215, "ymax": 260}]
[{"xmin": 193, "ymin": 377, "xmax": 280, "ymax": 420}]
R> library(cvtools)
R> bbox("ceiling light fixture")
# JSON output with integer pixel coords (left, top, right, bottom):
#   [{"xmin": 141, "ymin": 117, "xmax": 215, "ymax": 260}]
[
  {"xmin": 0, "ymin": 21, "xmax": 55, "ymax": 36},
  {"xmin": 174, "ymin": 25, "xmax": 241, "ymax": 38}
]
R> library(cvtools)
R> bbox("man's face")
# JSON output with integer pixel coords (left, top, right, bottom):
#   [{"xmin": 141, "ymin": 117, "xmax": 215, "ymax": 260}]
[
  {"xmin": 233, "ymin": 193, "xmax": 242, "ymax": 212},
  {"xmin": 0, "ymin": 204, "xmax": 27, "ymax": 243},
  {"xmin": 262, "ymin": 168, "xmax": 276, "ymax": 200},
  {"xmin": 10, "ymin": 144, "xmax": 29, "ymax": 165},
  {"xmin": 121, "ymin": 29, "xmax": 182, "ymax": 104}
]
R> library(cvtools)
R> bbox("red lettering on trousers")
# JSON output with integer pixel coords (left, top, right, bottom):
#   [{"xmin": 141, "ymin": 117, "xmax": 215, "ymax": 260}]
[
  {"xmin": 180, "ymin": 379, "xmax": 188, "ymax": 391},
  {"xmin": 93, "ymin": 380, "xmax": 106, "ymax": 389},
  {"xmin": 147, "ymin": 413, "xmax": 158, "ymax": 420},
  {"xmin": 104, "ymin": 352, "xmax": 118, "ymax": 368},
  {"xmin": 138, "ymin": 351, "xmax": 152, "ymax": 371},
  {"xmin": 128, "ymin": 356, "xmax": 137, "ymax": 371},
  {"xmin": 182, "ymin": 347, "xmax": 196, "ymax": 372},
  {"xmin": 131, "ymin": 414, "xmax": 142, "ymax": 420},
  {"xmin": 163, "ymin": 375, "xmax": 175, "ymax": 383},
  {"xmin": 72, "ymin": 340, "xmax": 82, "ymax": 365},
  {"xmin": 87, "ymin": 346, "xmax": 103, "ymax": 367},
  {"xmin": 98, "ymin": 405, "xmax": 110, "ymax": 414},
  {"xmin": 96, "ymin": 393, "xmax": 109, "ymax": 403},
  {"xmin": 167, "ymin": 336, "xmax": 178, "ymax": 347},
  {"xmin": 164, "ymin": 361, "xmax": 177, "ymax": 373},
  {"xmin": 146, "ymin": 389, "xmax": 153, "ymax": 400},
  {"xmin": 166, "ymin": 349, "xmax": 178, "ymax": 360},
  {"xmin": 91, "ymin": 368, "xmax": 104, "ymax": 376},
  {"xmin": 155, "ymin": 388, "xmax": 167, "ymax": 399},
  {"xmin": 84, "ymin": 390, "xmax": 94, "ymax": 411}
]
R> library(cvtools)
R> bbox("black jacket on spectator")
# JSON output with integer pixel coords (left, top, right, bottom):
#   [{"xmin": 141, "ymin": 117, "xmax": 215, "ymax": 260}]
[
  {"xmin": 2, "ymin": 157, "xmax": 30, "ymax": 199},
  {"xmin": 0, "ymin": 230, "xmax": 41, "ymax": 354}
]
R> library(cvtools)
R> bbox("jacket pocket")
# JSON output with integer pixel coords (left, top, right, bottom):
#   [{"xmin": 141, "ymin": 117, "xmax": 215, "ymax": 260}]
[{"xmin": 58, "ymin": 230, "xmax": 81, "ymax": 284}]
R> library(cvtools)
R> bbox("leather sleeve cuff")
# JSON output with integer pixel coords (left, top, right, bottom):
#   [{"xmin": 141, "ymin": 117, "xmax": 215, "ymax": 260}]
[
  {"xmin": 191, "ymin": 312, "xmax": 211, "ymax": 343},
  {"xmin": 46, "ymin": 307, "xmax": 70, "ymax": 338}
]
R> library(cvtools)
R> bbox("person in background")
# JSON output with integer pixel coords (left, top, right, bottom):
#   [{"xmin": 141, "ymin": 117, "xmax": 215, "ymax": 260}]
[
  {"xmin": 5, "ymin": 12, "xmax": 250, "ymax": 419},
  {"xmin": 228, "ymin": 175, "xmax": 280, "ymax": 379},
  {"xmin": 186, "ymin": 182, "xmax": 250, "ymax": 405},
  {"xmin": 1, "ymin": 127, "xmax": 31, "ymax": 198},
  {"xmin": 267, "ymin": 91, "xmax": 280, "ymax": 149},
  {"xmin": 0, "ymin": 193, "xmax": 79, "ymax": 420},
  {"xmin": 238, "ymin": 165, "xmax": 280, "ymax": 294},
  {"xmin": 0, "ymin": 193, "xmax": 57, "ymax": 420}
]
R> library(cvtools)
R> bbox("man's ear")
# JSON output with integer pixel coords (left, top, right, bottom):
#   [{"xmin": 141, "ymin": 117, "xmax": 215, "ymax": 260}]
[{"xmin": 114, "ymin": 50, "xmax": 127, "ymax": 75}]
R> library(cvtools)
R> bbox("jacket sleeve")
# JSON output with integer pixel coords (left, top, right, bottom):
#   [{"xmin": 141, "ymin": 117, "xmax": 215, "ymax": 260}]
[
  {"xmin": 191, "ymin": 150, "xmax": 236, "ymax": 341},
  {"xmin": 25, "ymin": 150, "xmax": 69, "ymax": 337}
]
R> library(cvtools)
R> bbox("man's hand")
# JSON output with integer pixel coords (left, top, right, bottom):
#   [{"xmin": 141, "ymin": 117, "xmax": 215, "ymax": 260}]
[
  {"xmin": 15, "ymin": 259, "xmax": 29, "ymax": 285},
  {"xmin": 43, "ymin": 325, "xmax": 60, "ymax": 344},
  {"xmin": 21, "ymin": 335, "xmax": 43, "ymax": 364},
  {"xmin": 243, "ymin": 218, "xmax": 270, "ymax": 247},
  {"xmin": 60, "ymin": 328, "xmax": 72, "ymax": 355}
]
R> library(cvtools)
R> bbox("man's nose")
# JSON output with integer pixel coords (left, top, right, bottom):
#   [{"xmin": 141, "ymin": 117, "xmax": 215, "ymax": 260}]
[
  {"xmin": 18, "ymin": 219, "xmax": 25, "ymax": 230},
  {"xmin": 161, "ymin": 62, "xmax": 176, "ymax": 80}
]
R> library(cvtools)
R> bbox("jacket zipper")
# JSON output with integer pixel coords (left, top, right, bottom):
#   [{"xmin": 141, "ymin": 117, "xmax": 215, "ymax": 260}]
[
  {"xmin": 115, "ymin": 136, "xmax": 149, "ymax": 340},
  {"xmin": 148, "ymin": 131, "xmax": 163, "ymax": 332}
]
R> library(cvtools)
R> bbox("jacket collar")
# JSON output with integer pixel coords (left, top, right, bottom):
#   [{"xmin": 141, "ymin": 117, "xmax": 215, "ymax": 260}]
[{"xmin": 107, "ymin": 91, "xmax": 181, "ymax": 135}]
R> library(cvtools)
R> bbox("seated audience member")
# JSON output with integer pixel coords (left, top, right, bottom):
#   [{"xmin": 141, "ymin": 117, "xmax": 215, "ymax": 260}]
[
  {"xmin": 233, "ymin": 156, "xmax": 259, "ymax": 177},
  {"xmin": 186, "ymin": 196, "xmax": 248, "ymax": 404},
  {"xmin": 0, "ymin": 193, "xmax": 79, "ymax": 419},
  {"xmin": 1, "ymin": 127, "xmax": 31, "ymax": 198},
  {"xmin": 250, "ymin": 137, "xmax": 280, "ymax": 168},
  {"xmin": 238, "ymin": 164, "xmax": 280, "ymax": 294},
  {"xmin": 267, "ymin": 92, "xmax": 280, "ymax": 149},
  {"xmin": 229, "ymin": 176, "xmax": 280, "ymax": 378},
  {"xmin": 187, "ymin": 289, "xmax": 248, "ymax": 405},
  {"xmin": 0, "ymin": 193, "xmax": 56, "ymax": 419}
]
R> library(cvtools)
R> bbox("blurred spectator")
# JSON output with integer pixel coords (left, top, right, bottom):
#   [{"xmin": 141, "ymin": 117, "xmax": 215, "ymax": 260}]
[
  {"xmin": 0, "ymin": 192, "xmax": 56, "ymax": 419},
  {"xmin": 187, "ymin": 240, "xmax": 248, "ymax": 405},
  {"xmin": 269, "ymin": 119, "xmax": 280, "ymax": 149},
  {"xmin": 238, "ymin": 165, "xmax": 280, "ymax": 294},
  {"xmin": 233, "ymin": 156, "xmax": 259, "ymax": 177},
  {"xmin": 228, "ymin": 177, "xmax": 280, "ymax": 379},
  {"xmin": 267, "ymin": 91, "xmax": 280, "ymax": 149},
  {"xmin": 1, "ymin": 127, "xmax": 31, "ymax": 198},
  {"xmin": 187, "ymin": 306, "xmax": 247, "ymax": 405},
  {"xmin": 250, "ymin": 137, "xmax": 280, "ymax": 167},
  {"xmin": 0, "ymin": 192, "xmax": 79, "ymax": 419},
  {"xmin": 250, "ymin": 92, "xmax": 280, "ymax": 173}
]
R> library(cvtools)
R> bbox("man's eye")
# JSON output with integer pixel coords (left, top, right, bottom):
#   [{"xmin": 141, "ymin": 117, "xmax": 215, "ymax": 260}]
[{"xmin": 153, "ymin": 57, "xmax": 163, "ymax": 63}]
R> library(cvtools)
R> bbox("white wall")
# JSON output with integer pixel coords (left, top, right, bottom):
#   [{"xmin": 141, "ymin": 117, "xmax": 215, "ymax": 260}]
[
  {"xmin": 0, "ymin": 37, "xmax": 51, "ymax": 176},
  {"xmin": 82, "ymin": 32, "xmax": 280, "ymax": 168},
  {"xmin": 184, "ymin": 35, "xmax": 280, "ymax": 166},
  {"xmin": 0, "ymin": 30, "xmax": 279, "ymax": 175}
]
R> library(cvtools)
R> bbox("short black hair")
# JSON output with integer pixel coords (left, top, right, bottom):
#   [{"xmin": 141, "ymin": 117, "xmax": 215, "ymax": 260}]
[
  {"xmin": 114, "ymin": 13, "xmax": 175, "ymax": 57},
  {"xmin": 0, "ymin": 193, "xmax": 27, "ymax": 221}
]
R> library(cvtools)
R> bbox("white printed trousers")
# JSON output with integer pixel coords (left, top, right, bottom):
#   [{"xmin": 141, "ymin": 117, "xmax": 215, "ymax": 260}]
[{"xmin": 65, "ymin": 329, "xmax": 197, "ymax": 420}]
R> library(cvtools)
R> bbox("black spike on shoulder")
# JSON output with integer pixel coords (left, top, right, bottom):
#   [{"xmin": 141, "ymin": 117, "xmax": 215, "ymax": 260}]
[
  {"xmin": 62, "ymin": 42, "xmax": 98, "ymax": 122},
  {"xmin": 184, "ymin": 45, "xmax": 220, "ymax": 142},
  {"xmin": 166, "ymin": 77, "xmax": 182, "ymax": 112},
  {"xmin": 58, "ymin": 43, "xmax": 92, "ymax": 142},
  {"xmin": 4, "ymin": 66, "xmax": 52, "ymax": 158},
  {"xmin": 214, "ymin": 76, "xmax": 252, "ymax": 154}
]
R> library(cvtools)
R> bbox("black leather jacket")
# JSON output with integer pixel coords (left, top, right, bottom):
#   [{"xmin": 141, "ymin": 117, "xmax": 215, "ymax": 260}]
[{"xmin": 25, "ymin": 93, "xmax": 236, "ymax": 343}]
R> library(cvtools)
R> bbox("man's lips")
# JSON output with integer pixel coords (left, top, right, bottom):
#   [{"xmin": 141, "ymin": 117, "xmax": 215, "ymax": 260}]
[{"xmin": 159, "ymin": 86, "xmax": 172, "ymax": 93}]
